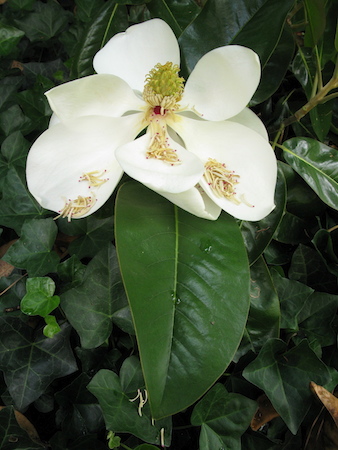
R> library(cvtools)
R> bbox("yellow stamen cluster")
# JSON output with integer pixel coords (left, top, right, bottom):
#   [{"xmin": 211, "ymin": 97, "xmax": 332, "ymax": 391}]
[
  {"xmin": 79, "ymin": 170, "xmax": 109, "ymax": 187},
  {"xmin": 55, "ymin": 195, "xmax": 95, "ymax": 222},
  {"xmin": 204, "ymin": 158, "xmax": 240, "ymax": 204},
  {"xmin": 146, "ymin": 125, "xmax": 180, "ymax": 165},
  {"xmin": 143, "ymin": 62, "xmax": 184, "ymax": 109}
]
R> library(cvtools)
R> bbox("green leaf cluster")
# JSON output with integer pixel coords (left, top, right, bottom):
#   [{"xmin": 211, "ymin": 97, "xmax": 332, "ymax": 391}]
[{"xmin": 0, "ymin": 0, "xmax": 338, "ymax": 449}]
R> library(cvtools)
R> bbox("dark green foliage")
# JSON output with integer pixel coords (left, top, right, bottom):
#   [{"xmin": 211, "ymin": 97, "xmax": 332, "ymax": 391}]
[{"xmin": 0, "ymin": 0, "xmax": 338, "ymax": 449}]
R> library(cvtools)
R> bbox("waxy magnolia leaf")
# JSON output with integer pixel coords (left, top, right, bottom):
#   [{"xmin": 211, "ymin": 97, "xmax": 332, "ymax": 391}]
[
  {"xmin": 283, "ymin": 138, "xmax": 338, "ymax": 211},
  {"xmin": 191, "ymin": 384, "xmax": 257, "ymax": 450},
  {"xmin": 71, "ymin": 1, "xmax": 128, "ymax": 78},
  {"xmin": 115, "ymin": 182, "xmax": 250, "ymax": 419},
  {"xmin": 0, "ymin": 320, "xmax": 77, "ymax": 409},
  {"xmin": 61, "ymin": 244, "xmax": 128, "ymax": 348},
  {"xmin": 243, "ymin": 339, "xmax": 331, "ymax": 434},
  {"xmin": 179, "ymin": 0, "xmax": 295, "ymax": 74},
  {"xmin": 147, "ymin": 0, "xmax": 201, "ymax": 37}
]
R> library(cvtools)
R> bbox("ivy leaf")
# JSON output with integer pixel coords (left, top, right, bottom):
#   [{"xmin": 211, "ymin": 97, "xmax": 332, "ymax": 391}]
[
  {"xmin": 271, "ymin": 269, "xmax": 314, "ymax": 330},
  {"xmin": 0, "ymin": 320, "xmax": 77, "ymax": 410},
  {"xmin": 115, "ymin": 182, "xmax": 250, "ymax": 419},
  {"xmin": 61, "ymin": 244, "xmax": 128, "ymax": 349},
  {"xmin": 0, "ymin": 167, "xmax": 48, "ymax": 234},
  {"xmin": 0, "ymin": 24, "xmax": 25, "ymax": 57},
  {"xmin": 236, "ymin": 257, "xmax": 279, "ymax": 360},
  {"xmin": 21, "ymin": 277, "xmax": 60, "ymax": 317},
  {"xmin": 57, "ymin": 215, "xmax": 115, "ymax": 259},
  {"xmin": 13, "ymin": 0, "xmax": 71, "ymax": 42},
  {"xmin": 55, "ymin": 373, "xmax": 104, "ymax": 439},
  {"xmin": 88, "ymin": 369, "xmax": 172, "ymax": 446},
  {"xmin": 43, "ymin": 315, "xmax": 61, "ymax": 338},
  {"xmin": 3, "ymin": 218, "xmax": 59, "ymax": 276},
  {"xmin": 191, "ymin": 384, "xmax": 257, "ymax": 450},
  {"xmin": 243, "ymin": 338, "xmax": 331, "ymax": 434},
  {"xmin": 0, "ymin": 406, "xmax": 43, "ymax": 450}
]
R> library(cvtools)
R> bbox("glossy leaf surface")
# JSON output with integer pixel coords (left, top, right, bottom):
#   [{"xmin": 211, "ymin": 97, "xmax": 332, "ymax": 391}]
[
  {"xmin": 115, "ymin": 182, "xmax": 250, "ymax": 418},
  {"xmin": 283, "ymin": 138, "xmax": 338, "ymax": 211}
]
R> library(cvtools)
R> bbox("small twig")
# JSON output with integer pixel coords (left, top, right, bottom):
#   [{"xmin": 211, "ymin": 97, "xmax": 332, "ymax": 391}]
[{"xmin": 0, "ymin": 273, "xmax": 28, "ymax": 297}]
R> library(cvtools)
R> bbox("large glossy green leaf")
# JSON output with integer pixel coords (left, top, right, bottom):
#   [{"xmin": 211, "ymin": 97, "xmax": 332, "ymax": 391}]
[
  {"xmin": 61, "ymin": 244, "xmax": 128, "ymax": 348},
  {"xmin": 283, "ymin": 138, "xmax": 338, "ymax": 210},
  {"xmin": 243, "ymin": 338, "xmax": 331, "ymax": 434},
  {"xmin": 115, "ymin": 182, "xmax": 250, "ymax": 419},
  {"xmin": 303, "ymin": 0, "xmax": 326, "ymax": 47},
  {"xmin": 179, "ymin": 0, "xmax": 294, "ymax": 74},
  {"xmin": 291, "ymin": 49, "xmax": 333, "ymax": 140},
  {"xmin": 251, "ymin": 26, "xmax": 295, "ymax": 105},
  {"xmin": 241, "ymin": 163, "xmax": 286, "ymax": 265},
  {"xmin": 147, "ymin": 0, "xmax": 201, "ymax": 37},
  {"xmin": 191, "ymin": 384, "xmax": 257, "ymax": 450},
  {"xmin": 0, "ymin": 320, "xmax": 77, "ymax": 409},
  {"xmin": 70, "ymin": 1, "xmax": 128, "ymax": 78}
]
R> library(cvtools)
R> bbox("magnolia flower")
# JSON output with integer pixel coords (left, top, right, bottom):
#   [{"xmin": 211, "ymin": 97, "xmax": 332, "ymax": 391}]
[{"xmin": 26, "ymin": 19, "xmax": 277, "ymax": 221}]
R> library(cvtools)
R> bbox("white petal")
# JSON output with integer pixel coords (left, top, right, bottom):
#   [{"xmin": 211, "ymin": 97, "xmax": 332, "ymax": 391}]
[
  {"xmin": 46, "ymin": 74, "xmax": 143, "ymax": 122},
  {"xmin": 182, "ymin": 46, "xmax": 261, "ymax": 121},
  {"xmin": 159, "ymin": 185, "xmax": 221, "ymax": 220},
  {"xmin": 229, "ymin": 107, "xmax": 269, "ymax": 141},
  {"xmin": 93, "ymin": 19, "xmax": 180, "ymax": 93},
  {"xmin": 48, "ymin": 112, "xmax": 60, "ymax": 127},
  {"xmin": 171, "ymin": 117, "xmax": 277, "ymax": 221},
  {"xmin": 26, "ymin": 115, "xmax": 140, "ymax": 218},
  {"xmin": 115, "ymin": 133, "xmax": 204, "ymax": 193}
]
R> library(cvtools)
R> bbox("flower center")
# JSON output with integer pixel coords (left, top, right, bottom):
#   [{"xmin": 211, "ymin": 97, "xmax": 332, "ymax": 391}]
[
  {"xmin": 143, "ymin": 62, "xmax": 185, "ymax": 165},
  {"xmin": 204, "ymin": 158, "xmax": 241, "ymax": 204},
  {"xmin": 143, "ymin": 62, "xmax": 184, "ymax": 110}
]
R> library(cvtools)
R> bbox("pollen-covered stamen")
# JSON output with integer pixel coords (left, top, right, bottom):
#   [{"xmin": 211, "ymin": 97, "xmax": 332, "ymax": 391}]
[
  {"xmin": 54, "ymin": 195, "xmax": 96, "ymax": 222},
  {"xmin": 204, "ymin": 158, "xmax": 241, "ymax": 204},
  {"xmin": 146, "ymin": 123, "xmax": 180, "ymax": 165},
  {"xmin": 129, "ymin": 389, "xmax": 148, "ymax": 417},
  {"xmin": 79, "ymin": 170, "xmax": 109, "ymax": 187}
]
